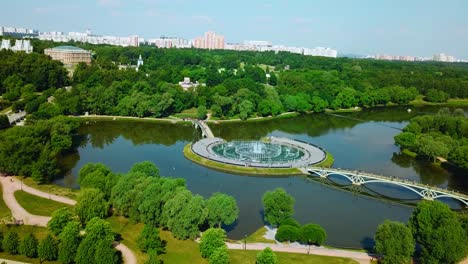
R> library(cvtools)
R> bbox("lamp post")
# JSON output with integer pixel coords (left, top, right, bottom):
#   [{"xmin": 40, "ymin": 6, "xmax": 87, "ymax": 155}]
[{"xmin": 244, "ymin": 235, "xmax": 247, "ymax": 250}]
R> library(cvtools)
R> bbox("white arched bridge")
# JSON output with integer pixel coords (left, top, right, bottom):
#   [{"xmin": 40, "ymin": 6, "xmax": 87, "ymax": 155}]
[
  {"xmin": 306, "ymin": 167, "xmax": 468, "ymax": 207},
  {"xmin": 192, "ymin": 120, "xmax": 214, "ymax": 138}
]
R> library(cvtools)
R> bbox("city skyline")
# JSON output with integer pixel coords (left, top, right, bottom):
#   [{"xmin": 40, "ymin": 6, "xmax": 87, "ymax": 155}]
[{"xmin": 1, "ymin": 0, "xmax": 467, "ymax": 58}]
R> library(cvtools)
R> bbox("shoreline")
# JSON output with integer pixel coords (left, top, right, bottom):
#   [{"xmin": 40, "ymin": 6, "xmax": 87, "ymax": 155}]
[{"xmin": 69, "ymin": 98, "xmax": 468, "ymax": 125}]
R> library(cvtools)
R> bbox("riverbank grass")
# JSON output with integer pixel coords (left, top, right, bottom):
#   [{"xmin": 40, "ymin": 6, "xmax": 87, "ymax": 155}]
[
  {"xmin": 245, "ymin": 226, "xmax": 275, "ymax": 243},
  {"xmin": 183, "ymin": 144, "xmax": 303, "ymax": 176},
  {"xmin": 314, "ymin": 151, "xmax": 335, "ymax": 168},
  {"xmin": 228, "ymin": 250, "xmax": 358, "ymax": 264},
  {"xmin": 16, "ymin": 177, "xmax": 80, "ymax": 200},
  {"xmin": 14, "ymin": 190, "xmax": 73, "ymax": 216}
]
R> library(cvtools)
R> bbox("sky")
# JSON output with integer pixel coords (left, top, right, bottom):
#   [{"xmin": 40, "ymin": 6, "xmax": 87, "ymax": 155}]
[{"xmin": 2, "ymin": 0, "xmax": 468, "ymax": 58}]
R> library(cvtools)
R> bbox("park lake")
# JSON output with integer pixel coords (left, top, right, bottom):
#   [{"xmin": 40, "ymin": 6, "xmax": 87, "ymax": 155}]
[{"xmin": 55, "ymin": 106, "xmax": 468, "ymax": 249}]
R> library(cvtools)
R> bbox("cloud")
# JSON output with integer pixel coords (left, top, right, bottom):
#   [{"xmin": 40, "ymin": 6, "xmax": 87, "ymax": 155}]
[
  {"xmin": 192, "ymin": 15, "xmax": 214, "ymax": 24},
  {"xmin": 97, "ymin": 0, "xmax": 121, "ymax": 8}
]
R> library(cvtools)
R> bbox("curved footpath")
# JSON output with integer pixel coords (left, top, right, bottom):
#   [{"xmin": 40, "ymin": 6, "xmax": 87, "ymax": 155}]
[{"xmin": 0, "ymin": 177, "xmax": 136, "ymax": 264}]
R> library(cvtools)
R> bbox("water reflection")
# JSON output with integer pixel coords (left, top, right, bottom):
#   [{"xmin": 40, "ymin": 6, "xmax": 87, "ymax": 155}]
[{"xmin": 55, "ymin": 106, "xmax": 467, "ymax": 248}]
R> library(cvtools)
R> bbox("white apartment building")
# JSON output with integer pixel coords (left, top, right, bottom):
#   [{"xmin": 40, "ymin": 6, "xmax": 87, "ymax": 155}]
[
  {"xmin": 0, "ymin": 39, "xmax": 33, "ymax": 53},
  {"xmin": 433, "ymin": 53, "xmax": 456, "ymax": 62},
  {"xmin": 147, "ymin": 37, "xmax": 191, "ymax": 48}
]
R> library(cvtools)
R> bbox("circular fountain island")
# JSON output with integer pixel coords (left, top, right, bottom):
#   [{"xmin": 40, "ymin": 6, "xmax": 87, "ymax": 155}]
[{"xmin": 184, "ymin": 136, "xmax": 330, "ymax": 175}]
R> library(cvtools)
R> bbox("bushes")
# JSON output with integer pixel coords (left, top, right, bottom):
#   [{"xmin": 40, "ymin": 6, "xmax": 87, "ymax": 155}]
[
  {"xmin": 300, "ymin": 224, "xmax": 327, "ymax": 245},
  {"xmin": 274, "ymin": 221, "xmax": 327, "ymax": 245},
  {"xmin": 275, "ymin": 225, "xmax": 301, "ymax": 242},
  {"xmin": 199, "ymin": 228, "xmax": 229, "ymax": 263}
]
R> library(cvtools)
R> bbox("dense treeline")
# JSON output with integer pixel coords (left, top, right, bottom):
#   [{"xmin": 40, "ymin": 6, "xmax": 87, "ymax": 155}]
[
  {"xmin": 0, "ymin": 50, "xmax": 68, "ymax": 95},
  {"xmin": 1, "ymin": 39, "xmax": 468, "ymax": 121},
  {"xmin": 74, "ymin": 161, "xmax": 238, "ymax": 262},
  {"xmin": 394, "ymin": 108, "xmax": 467, "ymax": 168},
  {"xmin": 0, "ymin": 116, "xmax": 80, "ymax": 182},
  {"xmin": 374, "ymin": 201, "xmax": 468, "ymax": 264}
]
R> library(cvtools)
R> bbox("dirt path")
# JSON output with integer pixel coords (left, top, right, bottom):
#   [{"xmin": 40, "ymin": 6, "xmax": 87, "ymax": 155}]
[
  {"xmin": 0, "ymin": 177, "xmax": 136, "ymax": 264},
  {"xmin": 115, "ymin": 243, "xmax": 137, "ymax": 264},
  {"xmin": 8, "ymin": 177, "xmax": 76, "ymax": 205},
  {"xmin": 226, "ymin": 242, "xmax": 376, "ymax": 264}
]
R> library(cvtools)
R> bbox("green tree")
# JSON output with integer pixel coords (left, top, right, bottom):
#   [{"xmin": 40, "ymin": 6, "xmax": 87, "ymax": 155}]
[
  {"xmin": 206, "ymin": 192, "xmax": 239, "ymax": 228},
  {"xmin": 394, "ymin": 132, "xmax": 417, "ymax": 150},
  {"xmin": 75, "ymin": 218, "xmax": 115, "ymax": 264},
  {"xmin": 256, "ymin": 247, "xmax": 278, "ymax": 264},
  {"xmin": 275, "ymin": 225, "xmax": 301, "ymax": 242},
  {"xmin": 199, "ymin": 228, "xmax": 226, "ymax": 258},
  {"xmin": 374, "ymin": 220, "xmax": 414, "ymax": 264},
  {"xmin": 58, "ymin": 221, "xmax": 81, "ymax": 264},
  {"xmin": 208, "ymin": 246, "xmax": 229, "ymax": 264},
  {"xmin": 416, "ymin": 135, "xmax": 450, "ymax": 162},
  {"xmin": 129, "ymin": 161, "xmax": 160, "ymax": 178},
  {"xmin": 19, "ymin": 233, "xmax": 38, "ymax": 258},
  {"xmin": 197, "ymin": 105, "xmax": 207, "ymax": 120},
  {"xmin": 138, "ymin": 225, "xmax": 165, "ymax": 254},
  {"xmin": 162, "ymin": 190, "xmax": 206, "ymax": 239},
  {"xmin": 300, "ymin": 224, "xmax": 327, "ymax": 245},
  {"xmin": 38, "ymin": 234, "xmax": 58, "ymax": 262},
  {"xmin": 75, "ymin": 188, "xmax": 109, "ymax": 224},
  {"xmin": 0, "ymin": 115, "xmax": 10, "ymax": 129},
  {"xmin": 78, "ymin": 163, "xmax": 118, "ymax": 199},
  {"xmin": 262, "ymin": 188, "xmax": 295, "ymax": 226},
  {"xmin": 94, "ymin": 240, "xmax": 119, "ymax": 264},
  {"xmin": 48, "ymin": 207, "xmax": 75, "ymax": 236},
  {"xmin": 2, "ymin": 232, "xmax": 19, "ymax": 255},
  {"xmin": 409, "ymin": 201, "xmax": 467, "ymax": 264}
]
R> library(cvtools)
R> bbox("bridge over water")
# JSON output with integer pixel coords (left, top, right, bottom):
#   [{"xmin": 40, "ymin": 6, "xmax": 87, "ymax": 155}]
[
  {"xmin": 193, "ymin": 120, "xmax": 214, "ymax": 138},
  {"xmin": 306, "ymin": 167, "xmax": 468, "ymax": 207}
]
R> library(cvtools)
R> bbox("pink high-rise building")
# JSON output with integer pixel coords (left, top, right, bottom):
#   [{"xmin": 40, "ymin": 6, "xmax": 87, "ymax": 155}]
[
  {"xmin": 129, "ymin": 35, "xmax": 139, "ymax": 47},
  {"xmin": 193, "ymin": 31, "xmax": 225, "ymax": 50}
]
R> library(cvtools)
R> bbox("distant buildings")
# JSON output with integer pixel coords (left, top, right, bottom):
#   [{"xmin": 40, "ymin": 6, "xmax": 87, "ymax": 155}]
[
  {"xmin": 0, "ymin": 26, "xmax": 38, "ymax": 38},
  {"xmin": 433, "ymin": 53, "xmax": 456, "ymax": 63},
  {"xmin": 193, "ymin": 31, "xmax": 225, "ymax": 50},
  {"xmin": 44, "ymin": 45, "xmax": 91, "ymax": 66},
  {"xmin": 147, "ymin": 36, "xmax": 191, "ymax": 48},
  {"xmin": 179, "ymin": 77, "xmax": 200, "ymax": 90},
  {"xmin": 39, "ymin": 29, "xmax": 142, "ymax": 47},
  {"xmin": 226, "ymin": 40, "xmax": 337, "ymax": 58},
  {"xmin": 0, "ymin": 39, "xmax": 33, "ymax": 53}
]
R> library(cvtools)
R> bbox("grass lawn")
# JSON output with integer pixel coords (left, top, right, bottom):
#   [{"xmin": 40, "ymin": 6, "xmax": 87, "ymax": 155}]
[
  {"xmin": 171, "ymin": 108, "xmax": 199, "ymax": 119},
  {"xmin": 14, "ymin": 190, "xmax": 73, "ymax": 216},
  {"xmin": 0, "ymin": 184, "xmax": 11, "ymax": 219},
  {"xmin": 0, "ymin": 225, "xmax": 58, "ymax": 264},
  {"xmin": 315, "ymin": 151, "xmax": 335, "ymax": 168},
  {"xmin": 245, "ymin": 226, "xmax": 275, "ymax": 243},
  {"xmin": 17, "ymin": 177, "xmax": 80, "ymax": 200},
  {"xmin": 106, "ymin": 216, "xmax": 148, "ymax": 264},
  {"xmin": 159, "ymin": 229, "xmax": 207, "ymax": 264},
  {"xmin": 229, "ymin": 249, "xmax": 358, "ymax": 264},
  {"xmin": 184, "ymin": 144, "xmax": 302, "ymax": 176}
]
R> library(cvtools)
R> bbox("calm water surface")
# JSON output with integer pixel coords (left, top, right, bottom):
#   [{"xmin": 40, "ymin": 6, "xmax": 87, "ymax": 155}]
[{"xmin": 56, "ymin": 106, "xmax": 468, "ymax": 248}]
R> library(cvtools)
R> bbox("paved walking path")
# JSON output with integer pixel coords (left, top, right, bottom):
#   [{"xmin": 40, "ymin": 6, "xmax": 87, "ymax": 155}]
[
  {"xmin": 0, "ymin": 177, "xmax": 136, "ymax": 264},
  {"xmin": 226, "ymin": 242, "xmax": 375, "ymax": 264},
  {"xmin": 0, "ymin": 177, "xmax": 51, "ymax": 226}
]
